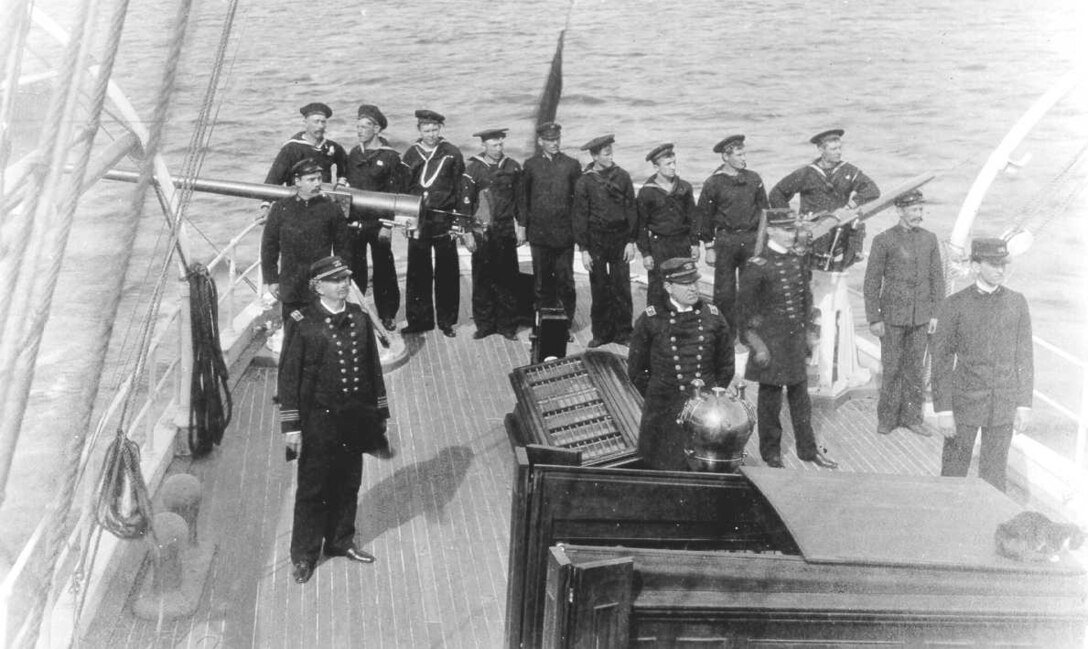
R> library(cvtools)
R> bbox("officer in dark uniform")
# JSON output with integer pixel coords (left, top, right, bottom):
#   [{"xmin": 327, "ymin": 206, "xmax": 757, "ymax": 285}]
[
  {"xmin": 260, "ymin": 103, "xmax": 349, "ymax": 217},
  {"xmin": 278, "ymin": 256, "xmax": 392, "ymax": 584},
  {"xmin": 401, "ymin": 109, "xmax": 465, "ymax": 337},
  {"xmin": 737, "ymin": 209, "xmax": 838, "ymax": 469},
  {"xmin": 461, "ymin": 127, "xmax": 522, "ymax": 341},
  {"xmin": 933, "ymin": 238, "xmax": 1033, "ymax": 492},
  {"xmin": 343, "ymin": 103, "xmax": 403, "ymax": 332},
  {"xmin": 636, "ymin": 143, "xmax": 698, "ymax": 311},
  {"xmin": 261, "ymin": 159, "xmax": 350, "ymax": 343},
  {"xmin": 769, "ymin": 129, "xmax": 880, "ymax": 271},
  {"xmin": 862, "ymin": 189, "xmax": 944, "ymax": 436},
  {"xmin": 519, "ymin": 122, "xmax": 582, "ymax": 323},
  {"xmin": 628, "ymin": 258, "xmax": 733, "ymax": 470},
  {"xmin": 695, "ymin": 134, "xmax": 768, "ymax": 333},
  {"xmin": 572, "ymin": 134, "xmax": 638, "ymax": 347}
]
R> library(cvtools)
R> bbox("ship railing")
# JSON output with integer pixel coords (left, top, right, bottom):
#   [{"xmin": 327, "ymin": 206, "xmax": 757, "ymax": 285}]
[{"xmin": 0, "ymin": 220, "xmax": 266, "ymax": 649}]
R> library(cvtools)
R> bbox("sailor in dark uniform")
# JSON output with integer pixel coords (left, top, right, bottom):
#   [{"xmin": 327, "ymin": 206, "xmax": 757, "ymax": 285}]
[
  {"xmin": 400, "ymin": 109, "xmax": 465, "ymax": 337},
  {"xmin": 277, "ymin": 256, "xmax": 392, "ymax": 584},
  {"xmin": 628, "ymin": 258, "xmax": 733, "ymax": 470},
  {"xmin": 737, "ymin": 210, "xmax": 838, "ymax": 469},
  {"xmin": 261, "ymin": 159, "xmax": 349, "ymax": 343},
  {"xmin": 343, "ymin": 103, "xmax": 403, "ymax": 332},
  {"xmin": 519, "ymin": 122, "xmax": 582, "ymax": 323},
  {"xmin": 260, "ymin": 102, "xmax": 348, "ymax": 216},
  {"xmin": 572, "ymin": 134, "xmax": 638, "ymax": 347},
  {"xmin": 695, "ymin": 134, "xmax": 768, "ymax": 333},
  {"xmin": 636, "ymin": 143, "xmax": 698, "ymax": 311},
  {"xmin": 460, "ymin": 128, "xmax": 522, "ymax": 341},
  {"xmin": 768, "ymin": 129, "xmax": 880, "ymax": 271}
]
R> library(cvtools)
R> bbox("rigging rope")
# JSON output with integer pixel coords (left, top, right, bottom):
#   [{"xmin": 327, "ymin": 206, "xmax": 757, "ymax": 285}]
[{"xmin": 187, "ymin": 263, "xmax": 233, "ymax": 456}]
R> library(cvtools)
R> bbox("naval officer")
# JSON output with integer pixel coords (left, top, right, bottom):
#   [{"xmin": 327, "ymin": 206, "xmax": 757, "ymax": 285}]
[{"xmin": 636, "ymin": 143, "xmax": 698, "ymax": 311}]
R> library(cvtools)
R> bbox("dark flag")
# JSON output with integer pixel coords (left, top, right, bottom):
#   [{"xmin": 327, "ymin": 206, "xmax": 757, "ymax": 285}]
[{"xmin": 530, "ymin": 29, "xmax": 565, "ymax": 151}]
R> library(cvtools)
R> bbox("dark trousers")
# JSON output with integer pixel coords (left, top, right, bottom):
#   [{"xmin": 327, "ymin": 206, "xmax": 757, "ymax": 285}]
[
  {"xmin": 587, "ymin": 236, "xmax": 633, "ymax": 343},
  {"xmin": 406, "ymin": 235, "xmax": 459, "ymax": 330},
  {"xmin": 346, "ymin": 227, "xmax": 400, "ymax": 322},
  {"xmin": 530, "ymin": 243, "xmax": 576, "ymax": 322},
  {"xmin": 291, "ymin": 410, "xmax": 364, "ymax": 563},
  {"xmin": 645, "ymin": 233, "xmax": 693, "ymax": 311},
  {"xmin": 757, "ymin": 380, "xmax": 818, "ymax": 462},
  {"xmin": 471, "ymin": 234, "xmax": 519, "ymax": 334},
  {"xmin": 877, "ymin": 323, "xmax": 928, "ymax": 430},
  {"xmin": 712, "ymin": 231, "xmax": 758, "ymax": 335},
  {"xmin": 941, "ymin": 423, "xmax": 1015, "ymax": 492}
]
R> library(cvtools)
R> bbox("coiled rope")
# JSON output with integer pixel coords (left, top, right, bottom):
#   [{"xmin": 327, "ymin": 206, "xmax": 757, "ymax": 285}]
[{"xmin": 188, "ymin": 263, "xmax": 233, "ymax": 456}]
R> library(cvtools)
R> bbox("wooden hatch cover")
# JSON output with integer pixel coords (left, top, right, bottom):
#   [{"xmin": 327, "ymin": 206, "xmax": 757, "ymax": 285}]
[{"xmin": 740, "ymin": 466, "xmax": 1085, "ymax": 575}]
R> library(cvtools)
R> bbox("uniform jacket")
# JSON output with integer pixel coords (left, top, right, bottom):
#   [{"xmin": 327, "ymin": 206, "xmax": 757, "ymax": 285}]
[
  {"xmin": 572, "ymin": 164, "xmax": 637, "ymax": 250},
  {"xmin": 737, "ymin": 246, "xmax": 813, "ymax": 385},
  {"xmin": 260, "ymin": 194, "xmax": 349, "ymax": 304},
  {"xmin": 768, "ymin": 159, "xmax": 879, "ymax": 214},
  {"xmin": 277, "ymin": 301, "xmax": 390, "ymax": 439},
  {"xmin": 694, "ymin": 167, "xmax": 768, "ymax": 241},
  {"xmin": 343, "ymin": 139, "xmax": 405, "ymax": 232},
  {"xmin": 863, "ymin": 224, "xmax": 945, "ymax": 326},
  {"xmin": 264, "ymin": 132, "xmax": 348, "ymax": 186},
  {"xmin": 519, "ymin": 151, "xmax": 582, "ymax": 248},
  {"xmin": 931, "ymin": 285, "xmax": 1033, "ymax": 426},
  {"xmin": 460, "ymin": 154, "xmax": 522, "ymax": 240},
  {"xmin": 635, "ymin": 174, "xmax": 696, "ymax": 256}
]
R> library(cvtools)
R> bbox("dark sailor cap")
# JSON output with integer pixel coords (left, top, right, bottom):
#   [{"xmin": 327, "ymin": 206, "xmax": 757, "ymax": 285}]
[
  {"xmin": 645, "ymin": 143, "xmax": 675, "ymax": 163},
  {"xmin": 810, "ymin": 128, "xmax": 845, "ymax": 145},
  {"xmin": 970, "ymin": 238, "xmax": 1010, "ymax": 262},
  {"xmin": 765, "ymin": 208, "xmax": 799, "ymax": 229},
  {"xmin": 291, "ymin": 158, "xmax": 323, "ymax": 177},
  {"xmin": 473, "ymin": 128, "xmax": 508, "ymax": 141},
  {"xmin": 712, "ymin": 134, "xmax": 745, "ymax": 153},
  {"xmin": 894, "ymin": 190, "xmax": 925, "ymax": 208},
  {"xmin": 536, "ymin": 122, "xmax": 562, "ymax": 138},
  {"xmin": 299, "ymin": 102, "xmax": 332, "ymax": 118},
  {"xmin": 356, "ymin": 103, "xmax": 388, "ymax": 130},
  {"xmin": 414, "ymin": 109, "xmax": 445, "ymax": 125},
  {"xmin": 661, "ymin": 258, "xmax": 700, "ymax": 284},
  {"xmin": 310, "ymin": 255, "xmax": 353, "ymax": 281},
  {"xmin": 580, "ymin": 134, "xmax": 615, "ymax": 153}
]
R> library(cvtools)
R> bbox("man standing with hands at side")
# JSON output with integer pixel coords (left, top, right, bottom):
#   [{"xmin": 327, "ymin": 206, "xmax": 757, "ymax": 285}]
[
  {"xmin": 636, "ymin": 143, "xmax": 698, "ymax": 311},
  {"xmin": 863, "ymin": 189, "xmax": 944, "ymax": 437},
  {"xmin": 932, "ymin": 238, "xmax": 1033, "ymax": 492}
]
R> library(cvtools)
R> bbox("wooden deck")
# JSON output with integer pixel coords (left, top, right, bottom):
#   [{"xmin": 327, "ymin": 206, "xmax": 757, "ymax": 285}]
[{"xmin": 82, "ymin": 276, "xmax": 951, "ymax": 649}]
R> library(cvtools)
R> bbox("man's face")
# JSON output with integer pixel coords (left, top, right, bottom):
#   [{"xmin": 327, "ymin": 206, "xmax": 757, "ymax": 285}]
[
  {"xmin": 819, "ymin": 139, "xmax": 843, "ymax": 165},
  {"xmin": 418, "ymin": 122, "xmax": 442, "ymax": 147},
  {"xmin": 973, "ymin": 258, "xmax": 1009, "ymax": 287},
  {"xmin": 483, "ymin": 137, "xmax": 505, "ymax": 160},
  {"xmin": 592, "ymin": 145, "xmax": 614, "ymax": 168},
  {"xmin": 898, "ymin": 204, "xmax": 924, "ymax": 229},
  {"xmin": 303, "ymin": 113, "xmax": 327, "ymax": 140},
  {"xmin": 539, "ymin": 136, "xmax": 560, "ymax": 155},
  {"xmin": 316, "ymin": 273, "xmax": 352, "ymax": 301},
  {"xmin": 666, "ymin": 279, "xmax": 699, "ymax": 307},
  {"xmin": 654, "ymin": 155, "xmax": 677, "ymax": 180},
  {"xmin": 767, "ymin": 224, "xmax": 797, "ymax": 248},
  {"xmin": 723, "ymin": 146, "xmax": 746, "ymax": 171},
  {"xmin": 356, "ymin": 117, "xmax": 381, "ymax": 144},
  {"xmin": 295, "ymin": 171, "xmax": 322, "ymax": 198}
]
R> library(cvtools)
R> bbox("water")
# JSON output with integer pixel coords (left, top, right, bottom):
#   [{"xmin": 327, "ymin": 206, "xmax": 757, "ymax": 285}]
[{"xmin": 5, "ymin": 0, "xmax": 1086, "ymax": 553}]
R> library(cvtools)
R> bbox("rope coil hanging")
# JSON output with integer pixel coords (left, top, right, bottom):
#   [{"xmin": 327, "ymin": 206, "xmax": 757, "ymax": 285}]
[{"xmin": 188, "ymin": 262, "xmax": 232, "ymax": 456}]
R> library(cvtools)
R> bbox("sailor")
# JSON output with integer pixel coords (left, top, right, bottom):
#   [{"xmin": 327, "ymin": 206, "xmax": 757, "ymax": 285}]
[
  {"xmin": 519, "ymin": 122, "xmax": 582, "ymax": 324},
  {"xmin": 636, "ymin": 143, "xmax": 698, "ymax": 311},
  {"xmin": 932, "ymin": 238, "xmax": 1033, "ymax": 492},
  {"xmin": 694, "ymin": 134, "xmax": 769, "ymax": 333},
  {"xmin": 862, "ymin": 189, "xmax": 944, "ymax": 436},
  {"xmin": 260, "ymin": 102, "xmax": 349, "ymax": 216},
  {"xmin": 460, "ymin": 127, "xmax": 523, "ymax": 341},
  {"xmin": 400, "ymin": 109, "xmax": 465, "ymax": 337},
  {"xmin": 737, "ymin": 209, "xmax": 838, "ymax": 469},
  {"xmin": 572, "ymin": 134, "xmax": 638, "ymax": 347},
  {"xmin": 261, "ymin": 159, "xmax": 349, "ymax": 343},
  {"xmin": 628, "ymin": 257, "xmax": 733, "ymax": 470},
  {"xmin": 343, "ymin": 103, "xmax": 404, "ymax": 332},
  {"xmin": 278, "ymin": 255, "xmax": 392, "ymax": 584},
  {"xmin": 768, "ymin": 129, "xmax": 880, "ymax": 271}
]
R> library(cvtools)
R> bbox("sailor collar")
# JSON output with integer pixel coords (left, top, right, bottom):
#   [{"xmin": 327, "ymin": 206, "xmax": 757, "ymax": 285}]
[
  {"xmin": 643, "ymin": 173, "xmax": 683, "ymax": 194},
  {"xmin": 711, "ymin": 164, "xmax": 746, "ymax": 181},
  {"xmin": 469, "ymin": 153, "xmax": 508, "ymax": 167},
  {"xmin": 808, "ymin": 158, "xmax": 845, "ymax": 177},
  {"xmin": 286, "ymin": 131, "xmax": 334, "ymax": 152}
]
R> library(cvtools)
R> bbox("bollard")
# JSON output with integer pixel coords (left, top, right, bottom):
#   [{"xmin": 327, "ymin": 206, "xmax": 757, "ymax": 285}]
[
  {"xmin": 161, "ymin": 473, "xmax": 202, "ymax": 545},
  {"xmin": 150, "ymin": 512, "xmax": 187, "ymax": 594}
]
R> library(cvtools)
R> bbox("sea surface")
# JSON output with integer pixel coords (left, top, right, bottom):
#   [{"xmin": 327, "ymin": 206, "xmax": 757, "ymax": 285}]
[{"xmin": 3, "ymin": 0, "xmax": 1086, "ymax": 554}]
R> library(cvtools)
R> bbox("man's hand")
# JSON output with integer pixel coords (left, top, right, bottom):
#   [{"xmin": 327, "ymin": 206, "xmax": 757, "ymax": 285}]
[
  {"xmin": 937, "ymin": 412, "xmax": 956, "ymax": 438},
  {"xmin": 461, "ymin": 233, "xmax": 477, "ymax": 253},
  {"xmin": 335, "ymin": 178, "xmax": 350, "ymax": 189},
  {"xmin": 704, "ymin": 247, "xmax": 717, "ymax": 267},
  {"xmin": 927, "ymin": 317, "xmax": 938, "ymax": 335},
  {"xmin": 378, "ymin": 226, "xmax": 392, "ymax": 242},
  {"xmin": 751, "ymin": 346, "xmax": 770, "ymax": 367},
  {"xmin": 285, "ymin": 431, "xmax": 301, "ymax": 457},
  {"xmin": 642, "ymin": 255, "xmax": 654, "ymax": 271},
  {"xmin": 255, "ymin": 202, "xmax": 270, "ymax": 224},
  {"xmin": 869, "ymin": 321, "xmax": 885, "ymax": 338},
  {"xmin": 623, "ymin": 242, "xmax": 636, "ymax": 263},
  {"xmin": 1014, "ymin": 407, "xmax": 1032, "ymax": 435},
  {"xmin": 515, "ymin": 224, "xmax": 526, "ymax": 246},
  {"xmin": 690, "ymin": 245, "xmax": 701, "ymax": 262},
  {"xmin": 581, "ymin": 250, "xmax": 594, "ymax": 272},
  {"xmin": 267, "ymin": 283, "xmax": 281, "ymax": 300}
]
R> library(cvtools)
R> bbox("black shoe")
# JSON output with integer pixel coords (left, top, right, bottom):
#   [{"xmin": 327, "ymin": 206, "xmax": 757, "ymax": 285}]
[
  {"xmin": 440, "ymin": 325, "xmax": 456, "ymax": 338},
  {"xmin": 801, "ymin": 451, "xmax": 839, "ymax": 469},
  {"xmin": 612, "ymin": 335, "xmax": 630, "ymax": 346},
  {"xmin": 367, "ymin": 436, "xmax": 396, "ymax": 460},
  {"xmin": 292, "ymin": 560, "xmax": 315, "ymax": 584},
  {"xmin": 587, "ymin": 338, "xmax": 607, "ymax": 349},
  {"xmin": 401, "ymin": 324, "xmax": 432, "ymax": 335},
  {"xmin": 473, "ymin": 329, "xmax": 495, "ymax": 340},
  {"xmin": 905, "ymin": 424, "xmax": 933, "ymax": 438},
  {"xmin": 877, "ymin": 426, "xmax": 892, "ymax": 435},
  {"xmin": 501, "ymin": 331, "xmax": 518, "ymax": 341},
  {"xmin": 327, "ymin": 546, "xmax": 376, "ymax": 564},
  {"xmin": 764, "ymin": 456, "xmax": 784, "ymax": 468},
  {"xmin": 381, "ymin": 318, "xmax": 397, "ymax": 332}
]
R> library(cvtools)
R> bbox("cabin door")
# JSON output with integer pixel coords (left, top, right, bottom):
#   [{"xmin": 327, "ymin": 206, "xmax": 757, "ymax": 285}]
[{"xmin": 542, "ymin": 545, "xmax": 633, "ymax": 649}]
